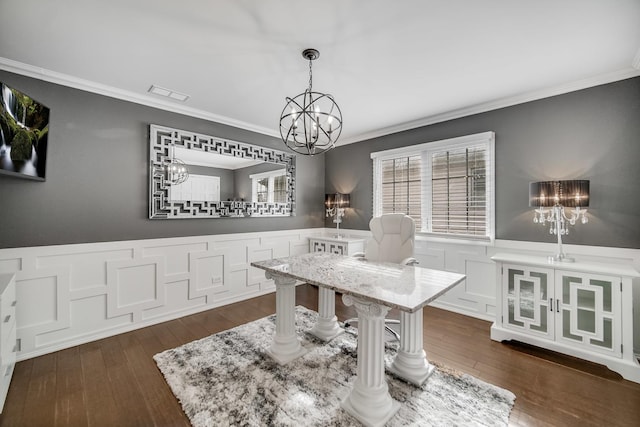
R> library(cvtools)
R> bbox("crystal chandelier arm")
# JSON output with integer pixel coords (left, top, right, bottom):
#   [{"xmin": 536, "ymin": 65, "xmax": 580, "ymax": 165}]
[{"xmin": 326, "ymin": 206, "xmax": 336, "ymax": 217}]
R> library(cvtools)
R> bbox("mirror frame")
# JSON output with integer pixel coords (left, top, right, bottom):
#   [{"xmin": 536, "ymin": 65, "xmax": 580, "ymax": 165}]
[{"xmin": 149, "ymin": 124, "xmax": 296, "ymax": 219}]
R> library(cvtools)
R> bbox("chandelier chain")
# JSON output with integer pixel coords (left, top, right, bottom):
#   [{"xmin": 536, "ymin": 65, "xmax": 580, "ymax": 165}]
[{"xmin": 308, "ymin": 58, "xmax": 313, "ymax": 92}]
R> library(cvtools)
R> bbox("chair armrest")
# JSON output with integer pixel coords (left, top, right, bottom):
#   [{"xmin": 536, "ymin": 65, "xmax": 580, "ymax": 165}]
[{"xmin": 401, "ymin": 257, "xmax": 419, "ymax": 266}]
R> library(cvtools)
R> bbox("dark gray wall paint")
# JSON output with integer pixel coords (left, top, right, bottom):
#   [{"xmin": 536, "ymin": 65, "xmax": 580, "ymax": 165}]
[
  {"xmin": 325, "ymin": 77, "xmax": 640, "ymax": 249},
  {"xmin": 0, "ymin": 71, "xmax": 325, "ymax": 249}
]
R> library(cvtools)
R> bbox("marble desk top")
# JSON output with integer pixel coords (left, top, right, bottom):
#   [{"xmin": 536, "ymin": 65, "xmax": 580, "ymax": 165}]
[{"xmin": 251, "ymin": 252, "xmax": 466, "ymax": 313}]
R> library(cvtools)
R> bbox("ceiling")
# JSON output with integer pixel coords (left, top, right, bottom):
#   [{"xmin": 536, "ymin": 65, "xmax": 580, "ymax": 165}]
[{"xmin": 1, "ymin": 0, "xmax": 639, "ymax": 146}]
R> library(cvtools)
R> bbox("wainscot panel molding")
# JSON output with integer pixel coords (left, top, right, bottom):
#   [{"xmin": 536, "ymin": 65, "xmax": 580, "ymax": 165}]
[
  {"xmin": 319, "ymin": 229, "xmax": 640, "ymax": 356},
  {"xmin": 1, "ymin": 228, "xmax": 639, "ymax": 361},
  {"xmin": 0, "ymin": 229, "xmax": 322, "ymax": 361}
]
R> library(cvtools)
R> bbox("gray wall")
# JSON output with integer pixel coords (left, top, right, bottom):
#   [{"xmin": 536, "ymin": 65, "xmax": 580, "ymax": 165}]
[
  {"xmin": 0, "ymin": 71, "xmax": 325, "ymax": 249},
  {"xmin": 326, "ymin": 77, "xmax": 640, "ymax": 249}
]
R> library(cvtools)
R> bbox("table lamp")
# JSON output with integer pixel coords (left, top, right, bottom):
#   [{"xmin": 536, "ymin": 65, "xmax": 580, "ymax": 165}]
[
  {"xmin": 529, "ymin": 180, "xmax": 589, "ymax": 262},
  {"xmin": 325, "ymin": 193, "xmax": 350, "ymax": 237}
]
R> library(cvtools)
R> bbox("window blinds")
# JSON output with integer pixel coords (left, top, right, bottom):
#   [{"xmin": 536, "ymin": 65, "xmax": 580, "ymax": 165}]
[
  {"xmin": 430, "ymin": 145, "xmax": 487, "ymax": 236},
  {"xmin": 371, "ymin": 131, "xmax": 494, "ymax": 241}
]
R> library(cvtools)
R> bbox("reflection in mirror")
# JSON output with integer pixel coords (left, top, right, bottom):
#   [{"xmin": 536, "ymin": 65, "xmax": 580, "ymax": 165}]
[{"xmin": 149, "ymin": 125, "xmax": 296, "ymax": 219}]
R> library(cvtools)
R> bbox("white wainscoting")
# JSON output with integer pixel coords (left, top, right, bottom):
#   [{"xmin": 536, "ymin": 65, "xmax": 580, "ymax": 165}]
[
  {"xmin": 328, "ymin": 229, "xmax": 640, "ymax": 354},
  {"xmin": 0, "ymin": 229, "xmax": 318, "ymax": 361},
  {"xmin": 1, "ymin": 228, "xmax": 639, "ymax": 361}
]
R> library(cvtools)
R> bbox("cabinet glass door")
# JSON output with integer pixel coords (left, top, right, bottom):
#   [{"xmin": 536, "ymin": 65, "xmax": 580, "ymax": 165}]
[
  {"xmin": 503, "ymin": 265, "xmax": 553, "ymax": 339},
  {"xmin": 556, "ymin": 272, "xmax": 621, "ymax": 357}
]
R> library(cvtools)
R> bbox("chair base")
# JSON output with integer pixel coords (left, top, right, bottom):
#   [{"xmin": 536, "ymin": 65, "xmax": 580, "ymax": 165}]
[{"xmin": 344, "ymin": 318, "xmax": 400, "ymax": 341}]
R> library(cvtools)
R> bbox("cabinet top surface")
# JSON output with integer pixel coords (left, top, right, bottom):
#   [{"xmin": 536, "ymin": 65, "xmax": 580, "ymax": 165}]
[
  {"xmin": 491, "ymin": 253, "xmax": 640, "ymax": 278},
  {"xmin": 308, "ymin": 235, "xmax": 365, "ymax": 243}
]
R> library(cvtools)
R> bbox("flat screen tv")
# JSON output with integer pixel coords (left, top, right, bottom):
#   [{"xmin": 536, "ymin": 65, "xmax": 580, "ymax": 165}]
[{"xmin": 0, "ymin": 82, "xmax": 49, "ymax": 181}]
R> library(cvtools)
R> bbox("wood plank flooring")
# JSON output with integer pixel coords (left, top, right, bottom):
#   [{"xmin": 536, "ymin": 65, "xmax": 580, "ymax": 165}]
[{"xmin": 1, "ymin": 284, "xmax": 639, "ymax": 426}]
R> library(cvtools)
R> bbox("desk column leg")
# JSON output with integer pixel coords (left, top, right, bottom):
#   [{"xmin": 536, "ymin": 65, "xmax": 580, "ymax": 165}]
[
  {"xmin": 388, "ymin": 308, "xmax": 435, "ymax": 386},
  {"xmin": 309, "ymin": 287, "xmax": 343, "ymax": 341},
  {"xmin": 265, "ymin": 273, "xmax": 307, "ymax": 364},
  {"xmin": 341, "ymin": 295, "xmax": 400, "ymax": 427}
]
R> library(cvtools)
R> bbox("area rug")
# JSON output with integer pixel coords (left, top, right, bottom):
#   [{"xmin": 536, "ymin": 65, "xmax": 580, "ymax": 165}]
[{"xmin": 154, "ymin": 306, "xmax": 515, "ymax": 426}]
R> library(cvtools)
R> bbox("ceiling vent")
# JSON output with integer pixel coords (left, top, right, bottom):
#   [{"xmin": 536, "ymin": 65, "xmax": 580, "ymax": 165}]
[{"xmin": 148, "ymin": 85, "xmax": 190, "ymax": 102}]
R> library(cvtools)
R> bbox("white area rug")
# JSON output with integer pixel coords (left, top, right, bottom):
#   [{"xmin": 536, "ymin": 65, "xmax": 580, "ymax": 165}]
[{"xmin": 154, "ymin": 306, "xmax": 515, "ymax": 426}]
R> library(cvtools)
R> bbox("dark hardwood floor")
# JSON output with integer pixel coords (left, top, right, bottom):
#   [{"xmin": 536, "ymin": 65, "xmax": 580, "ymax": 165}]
[{"xmin": 1, "ymin": 284, "xmax": 639, "ymax": 426}]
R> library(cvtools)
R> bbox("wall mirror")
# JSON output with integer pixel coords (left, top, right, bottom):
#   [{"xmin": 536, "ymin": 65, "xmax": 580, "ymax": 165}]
[{"xmin": 149, "ymin": 124, "xmax": 296, "ymax": 219}]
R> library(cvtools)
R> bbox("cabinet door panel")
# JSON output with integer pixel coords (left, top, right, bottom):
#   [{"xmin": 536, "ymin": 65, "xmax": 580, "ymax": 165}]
[
  {"xmin": 503, "ymin": 264, "xmax": 553, "ymax": 339},
  {"xmin": 556, "ymin": 272, "xmax": 621, "ymax": 357}
]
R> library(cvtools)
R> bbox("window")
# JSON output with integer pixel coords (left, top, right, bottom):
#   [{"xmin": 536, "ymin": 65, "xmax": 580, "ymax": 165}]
[
  {"xmin": 372, "ymin": 132, "xmax": 495, "ymax": 242},
  {"xmin": 380, "ymin": 156, "xmax": 423, "ymax": 230},
  {"xmin": 250, "ymin": 169, "xmax": 287, "ymax": 203}
]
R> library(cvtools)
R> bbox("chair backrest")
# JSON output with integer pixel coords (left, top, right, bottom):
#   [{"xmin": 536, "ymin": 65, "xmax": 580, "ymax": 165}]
[{"xmin": 364, "ymin": 213, "xmax": 416, "ymax": 263}]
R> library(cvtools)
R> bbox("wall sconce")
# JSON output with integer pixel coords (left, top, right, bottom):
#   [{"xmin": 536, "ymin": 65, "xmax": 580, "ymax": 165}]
[
  {"xmin": 325, "ymin": 193, "xmax": 350, "ymax": 237},
  {"xmin": 529, "ymin": 180, "xmax": 589, "ymax": 262}
]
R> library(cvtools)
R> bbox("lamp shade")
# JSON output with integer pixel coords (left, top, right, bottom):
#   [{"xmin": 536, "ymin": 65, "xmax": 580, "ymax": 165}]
[
  {"xmin": 325, "ymin": 193, "xmax": 350, "ymax": 208},
  {"xmin": 325, "ymin": 193, "xmax": 335, "ymax": 208},
  {"xmin": 529, "ymin": 180, "xmax": 589, "ymax": 208}
]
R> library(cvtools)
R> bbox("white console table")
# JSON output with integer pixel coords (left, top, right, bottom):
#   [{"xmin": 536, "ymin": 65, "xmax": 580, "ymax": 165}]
[
  {"xmin": 308, "ymin": 235, "xmax": 365, "ymax": 256},
  {"xmin": 0, "ymin": 273, "xmax": 17, "ymax": 413},
  {"xmin": 491, "ymin": 253, "xmax": 640, "ymax": 383}
]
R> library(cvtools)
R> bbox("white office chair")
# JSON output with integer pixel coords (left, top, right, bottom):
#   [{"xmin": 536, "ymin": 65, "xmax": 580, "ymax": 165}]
[{"xmin": 344, "ymin": 213, "xmax": 418, "ymax": 339}]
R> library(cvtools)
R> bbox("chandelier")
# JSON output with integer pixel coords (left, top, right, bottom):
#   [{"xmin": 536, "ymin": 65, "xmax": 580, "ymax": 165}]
[
  {"xmin": 279, "ymin": 48, "xmax": 343, "ymax": 155},
  {"xmin": 165, "ymin": 157, "xmax": 189, "ymax": 185}
]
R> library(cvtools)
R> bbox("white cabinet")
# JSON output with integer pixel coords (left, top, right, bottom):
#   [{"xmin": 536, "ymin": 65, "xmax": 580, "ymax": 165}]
[
  {"xmin": 308, "ymin": 236, "xmax": 365, "ymax": 256},
  {"xmin": 491, "ymin": 253, "xmax": 640, "ymax": 383},
  {"xmin": 0, "ymin": 273, "xmax": 17, "ymax": 413}
]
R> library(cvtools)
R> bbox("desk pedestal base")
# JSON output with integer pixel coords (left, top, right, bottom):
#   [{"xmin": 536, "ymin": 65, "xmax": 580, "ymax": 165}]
[
  {"xmin": 266, "ymin": 273, "xmax": 307, "ymax": 364},
  {"xmin": 341, "ymin": 294, "xmax": 400, "ymax": 427},
  {"xmin": 309, "ymin": 287, "xmax": 344, "ymax": 341},
  {"xmin": 389, "ymin": 308, "xmax": 435, "ymax": 386}
]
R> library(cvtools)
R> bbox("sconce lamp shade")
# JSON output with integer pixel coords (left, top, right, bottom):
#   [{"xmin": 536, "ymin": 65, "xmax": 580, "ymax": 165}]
[
  {"xmin": 325, "ymin": 193, "xmax": 350, "ymax": 208},
  {"xmin": 529, "ymin": 180, "xmax": 589, "ymax": 208}
]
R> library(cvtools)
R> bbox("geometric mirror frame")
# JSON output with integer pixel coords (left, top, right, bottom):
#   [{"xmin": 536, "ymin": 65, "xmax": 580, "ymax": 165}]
[{"xmin": 149, "ymin": 124, "xmax": 296, "ymax": 219}]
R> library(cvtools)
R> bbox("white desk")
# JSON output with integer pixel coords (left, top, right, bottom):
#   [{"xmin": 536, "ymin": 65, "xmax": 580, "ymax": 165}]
[{"xmin": 251, "ymin": 252, "xmax": 465, "ymax": 427}]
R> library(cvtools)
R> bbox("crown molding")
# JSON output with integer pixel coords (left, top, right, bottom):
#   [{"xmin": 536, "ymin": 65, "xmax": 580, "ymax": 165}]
[
  {"xmin": 0, "ymin": 57, "xmax": 280, "ymax": 139},
  {"xmin": 2, "ymin": 57, "xmax": 639, "ymax": 147},
  {"xmin": 337, "ymin": 67, "xmax": 640, "ymax": 146}
]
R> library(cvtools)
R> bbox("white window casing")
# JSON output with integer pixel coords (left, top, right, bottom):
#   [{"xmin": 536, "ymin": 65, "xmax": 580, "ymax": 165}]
[{"xmin": 371, "ymin": 131, "xmax": 495, "ymax": 244}]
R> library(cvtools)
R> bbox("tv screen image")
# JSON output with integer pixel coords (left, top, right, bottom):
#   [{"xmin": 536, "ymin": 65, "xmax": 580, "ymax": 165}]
[{"xmin": 0, "ymin": 82, "xmax": 49, "ymax": 180}]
